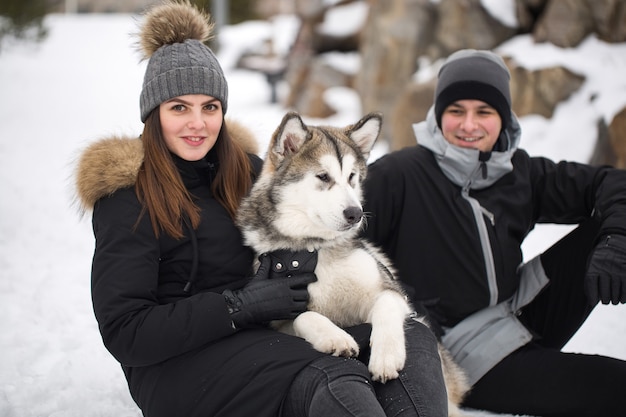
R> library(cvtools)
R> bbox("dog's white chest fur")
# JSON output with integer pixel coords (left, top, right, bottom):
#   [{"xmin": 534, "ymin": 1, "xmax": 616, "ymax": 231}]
[{"xmin": 307, "ymin": 246, "xmax": 387, "ymax": 326}]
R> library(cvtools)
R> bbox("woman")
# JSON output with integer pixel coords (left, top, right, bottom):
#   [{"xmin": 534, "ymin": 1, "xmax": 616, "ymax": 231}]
[
  {"xmin": 75, "ymin": 2, "xmax": 448, "ymax": 416},
  {"xmin": 362, "ymin": 49, "xmax": 626, "ymax": 416}
]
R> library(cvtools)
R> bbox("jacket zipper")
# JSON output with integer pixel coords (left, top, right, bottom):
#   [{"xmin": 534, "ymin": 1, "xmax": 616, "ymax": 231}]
[{"xmin": 461, "ymin": 164, "xmax": 498, "ymax": 306}]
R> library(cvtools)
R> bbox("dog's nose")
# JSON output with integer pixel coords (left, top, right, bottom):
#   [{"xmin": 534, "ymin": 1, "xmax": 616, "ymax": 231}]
[{"xmin": 343, "ymin": 206, "xmax": 363, "ymax": 225}]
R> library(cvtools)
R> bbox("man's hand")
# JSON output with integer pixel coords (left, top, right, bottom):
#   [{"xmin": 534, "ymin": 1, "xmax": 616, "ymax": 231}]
[{"xmin": 585, "ymin": 235, "xmax": 626, "ymax": 305}]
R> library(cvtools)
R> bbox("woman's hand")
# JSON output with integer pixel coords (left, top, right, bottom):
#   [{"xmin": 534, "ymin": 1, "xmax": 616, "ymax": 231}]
[{"xmin": 223, "ymin": 254, "xmax": 317, "ymax": 328}]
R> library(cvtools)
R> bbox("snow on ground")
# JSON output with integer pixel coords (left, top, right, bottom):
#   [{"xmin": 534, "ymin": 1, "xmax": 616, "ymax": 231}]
[{"xmin": 0, "ymin": 11, "xmax": 625, "ymax": 417}]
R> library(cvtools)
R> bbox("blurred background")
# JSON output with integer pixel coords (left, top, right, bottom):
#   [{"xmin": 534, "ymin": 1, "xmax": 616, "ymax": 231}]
[{"xmin": 3, "ymin": 0, "xmax": 626, "ymax": 161}]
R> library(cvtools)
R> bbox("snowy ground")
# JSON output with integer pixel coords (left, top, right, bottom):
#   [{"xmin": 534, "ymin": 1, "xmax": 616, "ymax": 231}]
[{"xmin": 1, "ymin": 9, "xmax": 625, "ymax": 417}]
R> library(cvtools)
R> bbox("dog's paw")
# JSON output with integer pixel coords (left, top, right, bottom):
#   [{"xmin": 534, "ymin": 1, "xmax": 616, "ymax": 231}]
[
  {"xmin": 368, "ymin": 353, "xmax": 405, "ymax": 383},
  {"xmin": 310, "ymin": 328, "xmax": 360, "ymax": 357},
  {"xmin": 368, "ymin": 338, "xmax": 406, "ymax": 383},
  {"xmin": 293, "ymin": 311, "xmax": 360, "ymax": 357}
]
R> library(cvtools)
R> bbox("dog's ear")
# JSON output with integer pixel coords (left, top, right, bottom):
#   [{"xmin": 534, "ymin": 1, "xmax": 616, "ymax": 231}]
[
  {"xmin": 346, "ymin": 112, "xmax": 382, "ymax": 161},
  {"xmin": 269, "ymin": 112, "xmax": 310, "ymax": 167}
]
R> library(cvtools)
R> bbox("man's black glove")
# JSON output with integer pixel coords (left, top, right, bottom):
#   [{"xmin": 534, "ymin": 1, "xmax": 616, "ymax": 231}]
[
  {"xmin": 585, "ymin": 234, "xmax": 626, "ymax": 305},
  {"xmin": 223, "ymin": 253, "xmax": 316, "ymax": 328}
]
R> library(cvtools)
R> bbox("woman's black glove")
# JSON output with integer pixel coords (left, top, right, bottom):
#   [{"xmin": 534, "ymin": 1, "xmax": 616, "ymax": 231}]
[
  {"xmin": 585, "ymin": 234, "xmax": 626, "ymax": 305},
  {"xmin": 223, "ymin": 253, "xmax": 316, "ymax": 328}
]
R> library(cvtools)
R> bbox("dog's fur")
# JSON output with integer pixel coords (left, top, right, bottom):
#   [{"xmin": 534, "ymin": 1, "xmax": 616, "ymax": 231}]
[{"xmin": 236, "ymin": 112, "xmax": 468, "ymax": 416}]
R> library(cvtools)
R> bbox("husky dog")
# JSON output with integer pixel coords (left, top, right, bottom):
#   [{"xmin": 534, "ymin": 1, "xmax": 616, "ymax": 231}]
[{"xmin": 236, "ymin": 112, "xmax": 468, "ymax": 416}]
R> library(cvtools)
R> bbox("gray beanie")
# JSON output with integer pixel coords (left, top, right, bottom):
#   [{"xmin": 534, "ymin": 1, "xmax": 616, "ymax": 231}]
[
  {"xmin": 138, "ymin": 1, "xmax": 228, "ymax": 122},
  {"xmin": 434, "ymin": 49, "xmax": 511, "ymax": 129}
]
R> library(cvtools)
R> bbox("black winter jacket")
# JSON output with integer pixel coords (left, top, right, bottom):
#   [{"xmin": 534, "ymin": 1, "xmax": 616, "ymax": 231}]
[
  {"xmin": 76, "ymin": 130, "xmax": 323, "ymax": 417},
  {"xmin": 90, "ymin": 152, "xmax": 257, "ymax": 367},
  {"xmin": 363, "ymin": 108, "xmax": 626, "ymax": 328}
]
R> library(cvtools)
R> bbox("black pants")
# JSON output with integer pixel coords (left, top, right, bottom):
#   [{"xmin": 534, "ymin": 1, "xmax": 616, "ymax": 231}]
[
  {"xmin": 464, "ymin": 220, "xmax": 626, "ymax": 416},
  {"xmin": 280, "ymin": 320, "xmax": 448, "ymax": 417}
]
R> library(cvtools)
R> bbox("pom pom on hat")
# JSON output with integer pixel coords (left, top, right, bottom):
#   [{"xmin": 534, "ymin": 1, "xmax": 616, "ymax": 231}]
[
  {"xmin": 138, "ymin": 0, "xmax": 212, "ymax": 58},
  {"xmin": 434, "ymin": 49, "xmax": 511, "ymax": 130},
  {"xmin": 138, "ymin": 0, "xmax": 228, "ymax": 122}
]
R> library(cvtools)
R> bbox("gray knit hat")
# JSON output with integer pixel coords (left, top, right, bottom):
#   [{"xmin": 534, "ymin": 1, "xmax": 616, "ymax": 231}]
[
  {"xmin": 138, "ymin": 1, "xmax": 228, "ymax": 122},
  {"xmin": 434, "ymin": 49, "xmax": 511, "ymax": 129}
]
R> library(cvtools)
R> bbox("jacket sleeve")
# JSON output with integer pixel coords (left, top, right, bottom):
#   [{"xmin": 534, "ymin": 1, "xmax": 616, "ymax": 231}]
[
  {"xmin": 529, "ymin": 154, "xmax": 626, "ymax": 238},
  {"xmin": 91, "ymin": 188, "xmax": 236, "ymax": 367},
  {"xmin": 362, "ymin": 152, "xmax": 405, "ymax": 248},
  {"xmin": 590, "ymin": 166, "xmax": 626, "ymax": 237}
]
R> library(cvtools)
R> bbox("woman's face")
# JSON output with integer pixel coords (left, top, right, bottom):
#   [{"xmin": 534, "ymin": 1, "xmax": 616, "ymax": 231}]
[
  {"xmin": 440, "ymin": 99, "xmax": 502, "ymax": 153},
  {"xmin": 159, "ymin": 94, "xmax": 223, "ymax": 161}
]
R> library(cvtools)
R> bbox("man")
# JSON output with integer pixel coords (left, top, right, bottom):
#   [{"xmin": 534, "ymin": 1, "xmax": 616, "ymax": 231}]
[{"xmin": 363, "ymin": 49, "xmax": 626, "ymax": 416}]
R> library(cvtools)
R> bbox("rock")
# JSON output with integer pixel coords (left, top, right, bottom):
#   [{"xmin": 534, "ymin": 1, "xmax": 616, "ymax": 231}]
[
  {"xmin": 509, "ymin": 62, "xmax": 586, "ymax": 118},
  {"xmin": 590, "ymin": 0, "xmax": 626, "ymax": 43},
  {"xmin": 608, "ymin": 106, "xmax": 626, "ymax": 169},
  {"xmin": 533, "ymin": 0, "xmax": 594, "ymax": 47},
  {"xmin": 389, "ymin": 79, "xmax": 437, "ymax": 150},
  {"xmin": 515, "ymin": 0, "xmax": 550, "ymax": 32},
  {"xmin": 589, "ymin": 118, "xmax": 617, "ymax": 167},
  {"xmin": 356, "ymin": 0, "xmax": 436, "ymax": 144},
  {"xmin": 431, "ymin": 0, "xmax": 518, "ymax": 59},
  {"xmin": 288, "ymin": 60, "xmax": 353, "ymax": 118}
]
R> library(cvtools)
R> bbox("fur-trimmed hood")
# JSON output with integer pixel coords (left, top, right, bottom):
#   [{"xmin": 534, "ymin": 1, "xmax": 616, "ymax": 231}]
[{"xmin": 75, "ymin": 119, "xmax": 260, "ymax": 211}]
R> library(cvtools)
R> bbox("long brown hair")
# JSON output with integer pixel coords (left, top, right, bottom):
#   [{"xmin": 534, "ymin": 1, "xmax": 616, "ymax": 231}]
[{"xmin": 135, "ymin": 110, "xmax": 254, "ymax": 239}]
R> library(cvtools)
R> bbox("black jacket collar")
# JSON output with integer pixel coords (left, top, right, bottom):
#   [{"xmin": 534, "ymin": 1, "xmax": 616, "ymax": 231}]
[{"xmin": 172, "ymin": 150, "xmax": 219, "ymax": 189}]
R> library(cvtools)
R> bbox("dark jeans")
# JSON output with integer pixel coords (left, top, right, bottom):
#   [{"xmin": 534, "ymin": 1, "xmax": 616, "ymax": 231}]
[
  {"xmin": 280, "ymin": 320, "xmax": 448, "ymax": 417},
  {"xmin": 464, "ymin": 220, "xmax": 626, "ymax": 416}
]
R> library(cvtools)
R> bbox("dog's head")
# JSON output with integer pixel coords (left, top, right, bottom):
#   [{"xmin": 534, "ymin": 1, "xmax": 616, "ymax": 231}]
[{"xmin": 260, "ymin": 111, "xmax": 382, "ymax": 244}]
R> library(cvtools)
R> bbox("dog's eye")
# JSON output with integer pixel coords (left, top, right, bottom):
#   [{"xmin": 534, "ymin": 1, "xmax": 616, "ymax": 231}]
[
  {"xmin": 348, "ymin": 172, "xmax": 356, "ymax": 182},
  {"xmin": 316, "ymin": 173, "xmax": 330, "ymax": 183}
]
